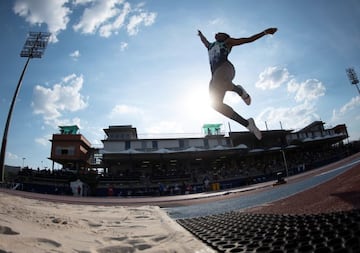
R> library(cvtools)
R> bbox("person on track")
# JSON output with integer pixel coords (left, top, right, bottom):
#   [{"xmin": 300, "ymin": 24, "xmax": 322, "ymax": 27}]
[{"xmin": 197, "ymin": 28, "xmax": 277, "ymax": 140}]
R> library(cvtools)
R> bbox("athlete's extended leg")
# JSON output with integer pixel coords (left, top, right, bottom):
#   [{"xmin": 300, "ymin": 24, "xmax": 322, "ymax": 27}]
[
  {"xmin": 247, "ymin": 118, "xmax": 262, "ymax": 140},
  {"xmin": 210, "ymin": 97, "xmax": 261, "ymax": 139},
  {"xmin": 211, "ymin": 98, "xmax": 248, "ymax": 127}
]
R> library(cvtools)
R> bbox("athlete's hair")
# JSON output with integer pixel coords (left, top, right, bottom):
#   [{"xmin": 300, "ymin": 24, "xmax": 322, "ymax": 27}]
[
  {"xmin": 216, "ymin": 32, "xmax": 230, "ymax": 42},
  {"xmin": 222, "ymin": 33, "xmax": 230, "ymax": 39}
]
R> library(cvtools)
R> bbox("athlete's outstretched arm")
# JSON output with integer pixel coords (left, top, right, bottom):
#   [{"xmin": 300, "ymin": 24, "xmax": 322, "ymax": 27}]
[
  {"xmin": 227, "ymin": 28, "xmax": 277, "ymax": 47},
  {"xmin": 198, "ymin": 30, "xmax": 210, "ymax": 48}
]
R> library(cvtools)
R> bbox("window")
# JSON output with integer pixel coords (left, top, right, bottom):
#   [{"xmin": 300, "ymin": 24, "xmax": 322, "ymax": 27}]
[
  {"xmin": 204, "ymin": 139, "xmax": 209, "ymax": 148},
  {"xmin": 179, "ymin": 139, "xmax": 185, "ymax": 149},
  {"xmin": 55, "ymin": 146, "xmax": 75, "ymax": 156},
  {"xmin": 125, "ymin": 141, "xmax": 131, "ymax": 150},
  {"xmin": 152, "ymin": 141, "xmax": 158, "ymax": 149}
]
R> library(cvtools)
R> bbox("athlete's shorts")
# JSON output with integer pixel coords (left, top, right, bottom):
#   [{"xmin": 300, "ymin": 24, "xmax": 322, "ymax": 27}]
[{"xmin": 209, "ymin": 61, "xmax": 235, "ymax": 102}]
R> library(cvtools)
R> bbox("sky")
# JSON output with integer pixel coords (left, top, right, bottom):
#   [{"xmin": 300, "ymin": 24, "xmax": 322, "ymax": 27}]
[{"xmin": 1, "ymin": 0, "xmax": 360, "ymax": 170}]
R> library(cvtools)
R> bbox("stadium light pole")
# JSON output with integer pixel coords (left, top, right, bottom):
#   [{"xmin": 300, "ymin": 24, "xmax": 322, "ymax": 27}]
[
  {"xmin": 280, "ymin": 149, "xmax": 289, "ymax": 177},
  {"xmin": 0, "ymin": 32, "xmax": 51, "ymax": 182},
  {"xmin": 346, "ymin": 67, "xmax": 360, "ymax": 95}
]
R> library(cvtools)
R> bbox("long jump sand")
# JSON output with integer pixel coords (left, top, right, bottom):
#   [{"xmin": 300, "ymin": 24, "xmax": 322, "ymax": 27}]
[{"xmin": 0, "ymin": 152, "xmax": 359, "ymax": 252}]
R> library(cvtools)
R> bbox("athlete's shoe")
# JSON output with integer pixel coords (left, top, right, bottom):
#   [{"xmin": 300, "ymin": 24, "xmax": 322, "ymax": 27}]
[
  {"xmin": 236, "ymin": 85, "xmax": 251, "ymax": 105},
  {"xmin": 247, "ymin": 118, "xmax": 262, "ymax": 140}
]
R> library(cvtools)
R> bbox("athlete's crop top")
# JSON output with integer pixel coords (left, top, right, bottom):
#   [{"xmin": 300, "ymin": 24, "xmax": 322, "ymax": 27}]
[{"xmin": 208, "ymin": 41, "xmax": 231, "ymax": 74}]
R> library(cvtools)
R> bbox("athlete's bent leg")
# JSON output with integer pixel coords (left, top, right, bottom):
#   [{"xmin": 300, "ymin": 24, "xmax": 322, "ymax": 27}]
[
  {"xmin": 213, "ymin": 62, "xmax": 251, "ymax": 105},
  {"xmin": 232, "ymin": 85, "xmax": 251, "ymax": 105}
]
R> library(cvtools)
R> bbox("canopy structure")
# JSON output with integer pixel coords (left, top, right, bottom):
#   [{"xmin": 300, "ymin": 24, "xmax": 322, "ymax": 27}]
[
  {"xmin": 202, "ymin": 123, "xmax": 222, "ymax": 136},
  {"xmin": 59, "ymin": 125, "xmax": 79, "ymax": 135}
]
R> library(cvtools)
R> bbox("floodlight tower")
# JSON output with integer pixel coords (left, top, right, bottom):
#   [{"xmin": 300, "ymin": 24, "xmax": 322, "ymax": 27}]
[
  {"xmin": 0, "ymin": 32, "xmax": 51, "ymax": 182},
  {"xmin": 346, "ymin": 67, "xmax": 360, "ymax": 95}
]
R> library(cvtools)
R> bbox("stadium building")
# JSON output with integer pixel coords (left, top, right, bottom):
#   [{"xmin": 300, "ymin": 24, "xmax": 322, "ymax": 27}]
[{"xmin": 15, "ymin": 121, "xmax": 349, "ymax": 196}]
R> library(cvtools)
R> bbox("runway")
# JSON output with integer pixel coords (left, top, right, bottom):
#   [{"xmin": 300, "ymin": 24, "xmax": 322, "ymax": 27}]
[
  {"xmin": 175, "ymin": 154, "xmax": 360, "ymax": 252},
  {"xmin": 166, "ymin": 156, "xmax": 360, "ymax": 219},
  {"xmin": 1, "ymin": 153, "xmax": 359, "ymax": 214}
]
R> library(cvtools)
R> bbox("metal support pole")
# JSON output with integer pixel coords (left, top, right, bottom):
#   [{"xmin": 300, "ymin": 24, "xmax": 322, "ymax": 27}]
[
  {"xmin": 0, "ymin": 32, "xmax": 50, "ymax": 182},
  {"xmin": 355, "ymin": 83, "xmax": 360, "ymax": 95},
  {"xmin": 280, "ymin": 149, "xmax": 288, "ymax": 177},
  {"xmin": 0, "ymin": 57, "xmax": 31, "ymax": 182}
]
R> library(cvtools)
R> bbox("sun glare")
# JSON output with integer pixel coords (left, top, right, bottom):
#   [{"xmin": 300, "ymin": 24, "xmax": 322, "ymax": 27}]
[{"xmin": 182, "ymin": 88, "xmax": 215, "ymax": 122}]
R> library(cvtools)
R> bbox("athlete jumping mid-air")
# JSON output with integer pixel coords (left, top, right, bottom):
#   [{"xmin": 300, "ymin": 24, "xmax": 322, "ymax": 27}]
[{"xmin": 197, "ymin": 27, "xmax": 277, "ymax": 140}]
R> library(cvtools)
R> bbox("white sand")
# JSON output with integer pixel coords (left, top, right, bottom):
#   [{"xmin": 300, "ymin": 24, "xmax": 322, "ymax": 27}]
[{"xmin": 0, "ymin": 192, "xmax": 214, "ymax": 253}]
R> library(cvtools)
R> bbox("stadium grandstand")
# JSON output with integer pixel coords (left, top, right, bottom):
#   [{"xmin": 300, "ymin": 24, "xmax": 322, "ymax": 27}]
[{"xmin": 8, "ymin": 121, "xmax": 359, "ymax": 197}]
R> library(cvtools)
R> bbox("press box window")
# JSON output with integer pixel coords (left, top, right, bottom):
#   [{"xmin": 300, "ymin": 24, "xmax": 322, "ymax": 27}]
[{"xmin": 56, "ymin": 146, "xmax": 75, "ymax": 155}]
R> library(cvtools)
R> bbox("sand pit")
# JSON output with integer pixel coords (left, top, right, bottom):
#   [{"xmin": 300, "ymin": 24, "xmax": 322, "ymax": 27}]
[
  {"xmin": 0, "ymin": 192, "xmax": 214, "ymax": 253},
  {"xmin": 2, "ymin": 153, "xmax": 359, "ymax": 252}
]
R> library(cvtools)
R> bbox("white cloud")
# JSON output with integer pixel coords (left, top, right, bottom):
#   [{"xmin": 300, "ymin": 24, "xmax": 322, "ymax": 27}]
[
  {"xmin": 257, "ymin": 103, "xmax": 320, "ymax": 130},
  {"xmin": 73, "ymin": 0, "xmax": 121, "ymax": 34},
  {"xmin": 254, "ymin": 67, "xmax": 328, "ymax": 131},
  {"xmin": 6, "ymin": 151, "xmax": 19, "ymax": 161},
  {"xmin": 339, "ymin": 96, "xmax": 360, "ymax": 114},
  {"xmin": 79, "ymin": 124, "xmax": 104, "ymax": 147},
  {"xmin": 55, "ymin": 117, "xmax": 83, "ymax": 129},
  {"xmin": 69, "ymin": 50, "xmax": 80, "ymax": 60},
  {"xmin": 256, "ymin": 66, "xmax": 326, "ymax": 103},
  {"xmin": 35, "ymin": 136, "xmax": 49, "ymax": 146},
  {"xmin": 256, "ymin": 75, "xmax": 325, "ymax": 130},
  {"xmin": 126, "ymin": 11, "xmax": 157, "ymax": 36},
  {"xmin": 143, "ymin": 121, "xmax": 185, "ymax": 138},
  {"xmin": 99, "ymin": 2, "xmax": 131, "ymax": 37},
  {"xmin": 255, "ymin": 66, "xmax": 290, "ymax": 90},
  {"xmin": 73, "ymin": 0, "xmax": 93, "ymax": 4},
  {"xmin": 288, "ymin": 79, "xmax": 326, "ymax": 103},
  {"xmin": 13, "ymin": 0, "xmax": 156, "ymax": 42},
  {"xmin": 331, "ymin": 96, "xmax": 360, "ymax": 141},
  {"xmin": 73, "ymin": 0, "xmax": 156, "ymax": 37},
  {"xmin": 332, "ymin": 96, "xmax": 360, "ymax": 121},
  {"xmin": 32, "ymin": 74, "xmax": 88, "ymax": 125},
  {"xmin": 109, "ymin": 104, "xmax": 143, "ymax": 118},
  {"xmin": 209, "ymin": 18, "xmax": 224, "ymax": 25},
  {"xmin": 13, "ymin": 0, "xmax": 71, "ymax": 43},
  {"xmin": 287, "ymin": 79, "xmax": 299, "ymax": 93},
  {"xmin": 120, "ymin": 41, "xmax": 128, "ymax": 51}
]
